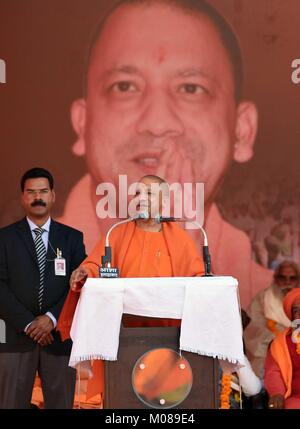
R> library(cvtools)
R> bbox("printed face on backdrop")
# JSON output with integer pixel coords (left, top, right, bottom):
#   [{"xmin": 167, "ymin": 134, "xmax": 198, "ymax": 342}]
[{"xmin": 71, "ymin": 2, "xmax": 257, "ymax": 210}]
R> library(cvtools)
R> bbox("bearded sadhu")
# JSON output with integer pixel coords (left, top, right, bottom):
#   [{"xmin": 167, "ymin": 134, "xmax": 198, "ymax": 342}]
[{"xmin": 265, "ymin": 288, "xmax": 300, "ymax": 409}]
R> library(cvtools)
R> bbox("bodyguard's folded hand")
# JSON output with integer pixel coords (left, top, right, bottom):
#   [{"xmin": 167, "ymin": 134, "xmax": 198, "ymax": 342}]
[
  {"xmin": 38, "ymin": 332, "xmax": 54, "ymax": 346},
  {"xmin": 26, "ymin": 315, "xmax": 54, "ymax": 344}
]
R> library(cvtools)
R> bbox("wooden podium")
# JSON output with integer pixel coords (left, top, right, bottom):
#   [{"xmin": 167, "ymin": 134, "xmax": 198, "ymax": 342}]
[
  {"xmin": 104, "ymin": 324, "xmax": 219, "ymax": 409},
  {"xmin": 69, "ymin": 277, "xmax": 242, "ymax": 409}
]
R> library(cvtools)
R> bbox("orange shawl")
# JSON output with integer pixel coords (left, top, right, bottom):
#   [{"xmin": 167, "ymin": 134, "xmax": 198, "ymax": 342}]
[{"xmin": 269, "ymin": 328, "xmax": 293, "ymax": 399}]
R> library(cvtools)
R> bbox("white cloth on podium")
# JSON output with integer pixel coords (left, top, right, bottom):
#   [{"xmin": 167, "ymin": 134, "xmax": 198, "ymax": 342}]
[
  {"xmin": 69, "ymin": 276, "xmax": 245, "ymax": 369},
  {"xmin": 180, "ymin": 277, "xmax": 244, "ymax": 364},
  {"xmin": 70, "ymin": 280, "xmax": 124, "ymax": 362},
  {"xmin": 123, "ymin": 277, "xmax": 186, "ymax": 318}
]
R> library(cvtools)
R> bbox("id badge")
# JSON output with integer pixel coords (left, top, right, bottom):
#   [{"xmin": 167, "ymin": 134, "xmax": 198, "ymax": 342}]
[{"xmin": 54, "ymin": 258, "xmax": 66, "ymax": 276}]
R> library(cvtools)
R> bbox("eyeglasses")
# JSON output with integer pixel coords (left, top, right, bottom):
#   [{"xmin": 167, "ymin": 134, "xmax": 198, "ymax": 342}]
[{"xmin": 275, "ymin": 275, "xmax": 299, "ymax": 282}]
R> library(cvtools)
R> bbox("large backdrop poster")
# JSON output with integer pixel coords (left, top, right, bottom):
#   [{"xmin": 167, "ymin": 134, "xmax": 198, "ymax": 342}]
[{"xmin": 0, "ymin": 0, "xmax": 299, "ymax": 307}]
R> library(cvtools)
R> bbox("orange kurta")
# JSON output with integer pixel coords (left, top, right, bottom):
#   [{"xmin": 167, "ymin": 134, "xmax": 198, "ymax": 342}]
[
  {"xmin": 122, "ymin": 227, "xmax": 174, "ymax": 278},
  {"xmin": 57, "ymin": 221, "xmax": 204, "ymax": 401},
  {"xmin": 121, "ymin": 226, "xmax": 177, "ymax": 328}
]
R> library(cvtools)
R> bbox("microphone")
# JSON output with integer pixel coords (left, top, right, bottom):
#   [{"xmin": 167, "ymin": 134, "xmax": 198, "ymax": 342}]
[
  {"xmin": 155, "ymin": 216, "xmax": 212, "ymax": 277},
  {"xmin": 132, "ymin": 212, "xmax": 150, "ymax": 221},
  {"xmin": 100, "ymin": 212, "xmax": 149, "ymax": 277},
  {"xmin": 155, "ymin": 216, "xmax": 180, "ymax": 223}
]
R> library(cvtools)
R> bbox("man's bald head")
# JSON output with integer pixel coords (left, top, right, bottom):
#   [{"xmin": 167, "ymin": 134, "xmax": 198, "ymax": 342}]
[
  {"xmin": 139, "ymin": 174, "xmax": 166, "ymax": 187},
  {"xmin": 133, "ymin": 174, "xmax": 170, "ymax": 218},
  {"xmin": 138, "ymin": 175, "xmax": 170, "ymax": 199}
]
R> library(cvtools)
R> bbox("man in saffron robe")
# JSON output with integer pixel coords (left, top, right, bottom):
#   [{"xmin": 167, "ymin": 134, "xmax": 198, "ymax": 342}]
[
  {"xmin": 57, "ymin": 175, "xmax": 204, "ymax": 403},
  {"xmin": 264, "ymin": 287, "xmax": 300, "ymax": 409},
  {"xmin": 58, "ymin": 174, "xmax": 204, "ymax": 335}
]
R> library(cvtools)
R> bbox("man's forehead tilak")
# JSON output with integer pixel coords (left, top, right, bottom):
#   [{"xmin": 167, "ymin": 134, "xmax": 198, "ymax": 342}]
[{"xmin": 157, "ymin": 46, "xmax": 166, "ymax": 64}]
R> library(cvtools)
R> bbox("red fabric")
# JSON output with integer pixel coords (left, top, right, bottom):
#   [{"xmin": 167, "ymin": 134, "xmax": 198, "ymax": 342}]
[
  {"xmin": 285, "ymin": 397, "xmax": 300, "ymax": 409},
  {"xmin": 122, "ymin": 314, "xmax": 180, "ymax": 328}
]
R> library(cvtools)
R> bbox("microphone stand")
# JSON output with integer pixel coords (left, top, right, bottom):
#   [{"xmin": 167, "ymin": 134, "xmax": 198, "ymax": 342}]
[
  {"xmin": 156, "ymin": 216, "xmax": 213, "ymax": 277},
  {"xmin": 192, "ymin": 221, "xmax": 212, "ymax": 277},
  {"xmin": 102, "ymin": 218, "xmax": 133, "ymax": 268},
  {"xmin": 100, "ymin": 213, "xmax": 149, "ymax": 278}
]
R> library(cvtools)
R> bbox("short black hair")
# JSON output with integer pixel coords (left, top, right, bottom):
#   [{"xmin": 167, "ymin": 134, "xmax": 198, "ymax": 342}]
[
  {"xmin": 21, "ymin": 167, "xmax": 54, "ymax": 192},
  {"xmin": 84, "ymin": 0, "xmax": 243, "ymax": 102}
]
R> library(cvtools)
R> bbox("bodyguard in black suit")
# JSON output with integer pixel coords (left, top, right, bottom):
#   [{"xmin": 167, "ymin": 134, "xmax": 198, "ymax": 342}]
[{"xmin": 0, "ymin": 168, "xmax": 86, "ymax": 408}]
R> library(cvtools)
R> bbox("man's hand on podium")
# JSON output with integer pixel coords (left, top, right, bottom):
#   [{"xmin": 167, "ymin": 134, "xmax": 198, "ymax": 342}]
[{"xmin": 70, "ymin": 266, "xmax": 89, "ymax": 292}]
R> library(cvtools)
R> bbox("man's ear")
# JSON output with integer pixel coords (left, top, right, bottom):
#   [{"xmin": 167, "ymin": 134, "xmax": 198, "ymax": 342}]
[
  {"xmin": 233, "ymin": 101, "xmax": 258, "ymax": 163},
  {"xmin": 71, "ymin": 99, "xmax": 87, "ymax": 156}
]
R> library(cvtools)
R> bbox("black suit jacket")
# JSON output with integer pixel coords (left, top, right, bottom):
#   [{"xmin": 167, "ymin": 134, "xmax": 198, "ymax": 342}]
[{"xmin": 0, "ymin": 218, "xmax": 86, "ymax": 354}]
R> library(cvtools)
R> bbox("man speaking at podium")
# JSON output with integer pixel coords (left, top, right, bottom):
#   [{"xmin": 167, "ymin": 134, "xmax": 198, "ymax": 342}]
[{"xmin": 58, "ymin": 174, "xmax": 204, "ymax": 336}]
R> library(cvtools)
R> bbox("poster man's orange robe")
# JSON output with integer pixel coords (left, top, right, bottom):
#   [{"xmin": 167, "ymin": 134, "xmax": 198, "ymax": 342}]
[{"xmin": 57, "ymin": 221, "xmax": 204, "ymax": 401}]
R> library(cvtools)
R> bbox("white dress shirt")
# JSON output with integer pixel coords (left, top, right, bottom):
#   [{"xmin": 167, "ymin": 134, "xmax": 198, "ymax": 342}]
[
  {"xmin": 27, "ymin": 216, "xmax": 51, "ymax": 251},
  {"xmin": 24, "ymin": 217, "xmax": 57, "ymax": 332}
]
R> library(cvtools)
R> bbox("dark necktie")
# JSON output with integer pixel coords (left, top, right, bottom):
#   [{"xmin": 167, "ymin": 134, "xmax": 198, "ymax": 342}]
[{"xmin": 33, "ymin": 227, "xmax": 46, "ymax": 310}]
